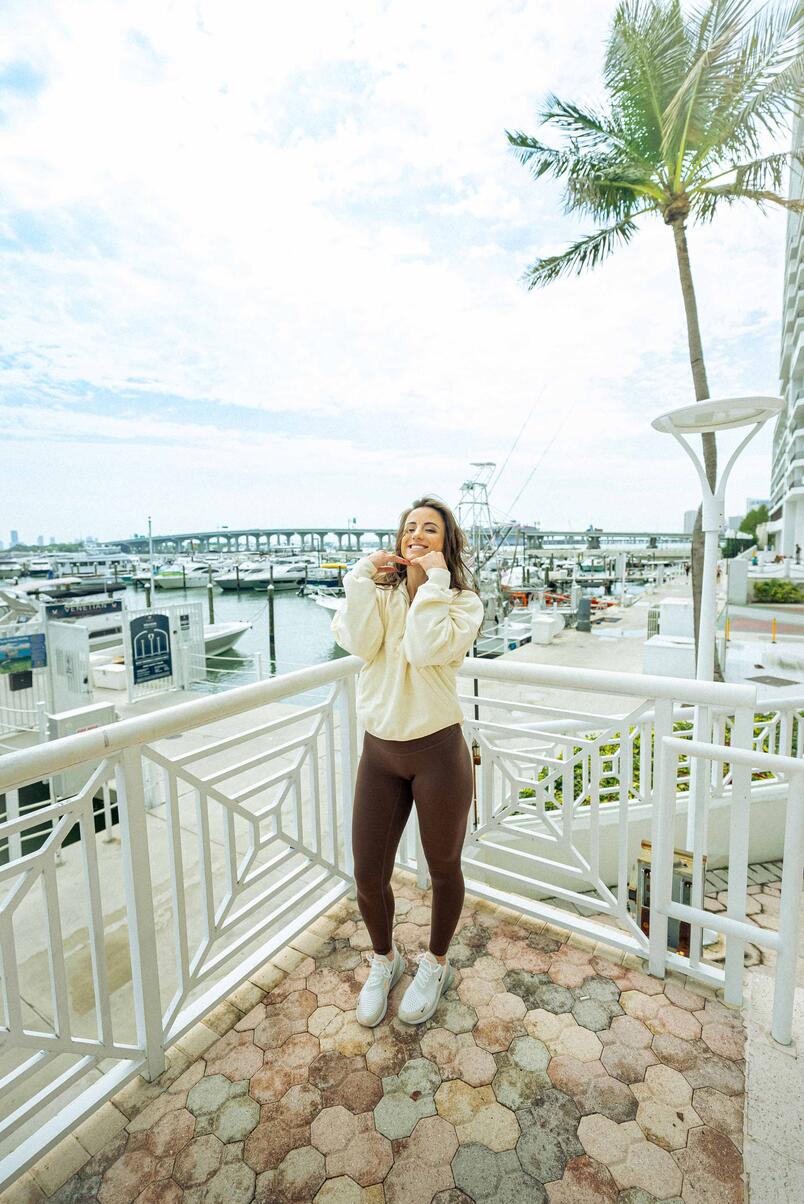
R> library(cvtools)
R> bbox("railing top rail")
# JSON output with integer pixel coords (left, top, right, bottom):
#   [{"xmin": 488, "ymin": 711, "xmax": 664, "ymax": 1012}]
[
  {"xmin": 663, "ymin": 735, "xmax": 804, "ymax": 777},
  {"xmin": 458, "ymin": 656, "xmax": 757, "ymax": 709},
  {"xmin": 0, "ymin": 655, "xmax": 364, "ymax": 793}
]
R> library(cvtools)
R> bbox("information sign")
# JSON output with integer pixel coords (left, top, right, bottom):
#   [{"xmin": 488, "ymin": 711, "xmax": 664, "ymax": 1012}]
[
  {"xmin": 0, "ymin": 632, "xmax": 47, "ymax": 674},
  {"xmin": 130, "ymin": 614, "xmax": 172, "ymax": 684}
]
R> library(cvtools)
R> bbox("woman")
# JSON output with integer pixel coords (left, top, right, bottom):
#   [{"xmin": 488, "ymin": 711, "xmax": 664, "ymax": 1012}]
[{"xmin": 330, "ymin": 496, "xmax": 485, "ymax": 1027}]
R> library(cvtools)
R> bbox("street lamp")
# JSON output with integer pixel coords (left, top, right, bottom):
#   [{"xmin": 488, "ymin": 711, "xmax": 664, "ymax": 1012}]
[
  {"xmin": 651, "ymin": 397, "xmax": 783, "ymax": 682},
  {"xmin": 652, "ymin": 396, "xmax": 783, "ymax": 869}
]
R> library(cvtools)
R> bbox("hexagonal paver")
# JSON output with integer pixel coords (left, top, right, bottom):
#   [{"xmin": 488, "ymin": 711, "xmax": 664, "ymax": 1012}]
[
  {"xmin": 544, "ymin": 1153, "xmax": 619, "ymax": 1202},
  {"xmin": 420, "ymin": 1028, "xmax": 497, "ymax": 1086},
  {"xmin": 672, "ymin": 1125, "xmax": 744, "ymax": 1204},
  {"xmin": 310, "ymin": 1105, "xmax": 364, "ymax": 1156},
  {"xmin": 434, "ymin": 1080, "xmax": 519, "ymax": 1151},
  {"xmin": 261, "ymin": 1144, "xmax": 326, "ymax": 1202},
  {"xmin": 472, "ymin": 1016, "xmax": 520, "ymax": 1053},
  {"xmin": 211, "ymin": 1094, "xmax": 260, "ymax": 1143},
  {"xmin": 202, "ymin": 1160, "xmax": 256, "ymax": 1204},
  {"xmin": 577, "ymin": 1114, "xmax": 683, "ymax": 1197},
  {"xmin": 397, "ymin": 1056, "xmax": 442, "ymax": 1096},
  {"xmin": 515, "ymin": 1087, "xmax": 584, "ymax": 1183},
  {"xmin": 187, "ymin": 1074, "xmax": 235, "ymax": 1118},
  {"xmin": 327, "ymin": 1123, "xmax": 393, "ymax": 1188},
  {"xmin": 524, "ymin": 1010, "xmax": 603, "ymax": 1061},
  {"xmin": 691, "ymin": 1087, "xmax": 743, "ymax": 1149},
  {"xmin": 548, "ymin": 1056, "xmax": 638, "ymax": 1122},
  {"xmin": 451, "ymin": 1142, "xmax": 546, "ymax": 1203},
  {"xmin": 204, "ymin": 1029, "xmax": 264, "ymax": 1081},
  {"xmin": 700, "ymin": 1021, "xmax": 744, "ymax": 1060},
  {"xmin": 375, "ymin": 1087, "xmax": 436, "ymax": 1138},
  {"xmin": 503, "ymin": 970, "xmax": 573, "ymax": 1014},
  {"xmin": 173, "ymin": 1134, "xmax": 223, "ymax": 1188}
]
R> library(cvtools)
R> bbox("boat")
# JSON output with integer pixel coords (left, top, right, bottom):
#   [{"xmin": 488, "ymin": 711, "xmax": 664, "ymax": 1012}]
[
  {"xmin": 216, "ymin": 559, "xmax": 314, "ymax": 591},
  {"xmin": 25, "ymin": 558, "xmax": 53, "ymax": 577},
  {"xmin": 0, "ymin": 587, "xmax": 250, "ymax": 658},
  {"xmin": 153, "ymin": 561, "xmax": 217, "ymax": 590},
  {"xmin": 0, "ymin": 560, "xmax": 23, "ymax": 579}
]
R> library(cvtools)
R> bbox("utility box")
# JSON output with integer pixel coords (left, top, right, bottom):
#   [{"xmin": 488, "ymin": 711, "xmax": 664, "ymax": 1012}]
[
  {"xmin": 659, "ymin": 598, "xmax": 694, "ymax": 638},
  {"xmin": 727, "ymin": 558, "xmax": 748, "ymax": 605},
  {"xmin": 628, "ymin": 839, "xmax": 701, "ymax": 954},
  {"xmin": 47, "ymin": 701, "xmax": 117, "ymax": 801}
]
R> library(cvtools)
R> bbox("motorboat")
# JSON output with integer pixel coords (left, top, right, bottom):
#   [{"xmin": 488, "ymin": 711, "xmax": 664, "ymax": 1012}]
[
  {"xmin": 217, "ymin": 559, "xmax": 313, "ymax": 591},
  {"xmin": 153, "ymin": 561, "xmax": 217, "ymax": 589},
  {"xmin": 0, "ymin": 560, "xmax": 23, "ymax": 579},
  {"xmin": 0, "ymin": 587, "xmax": 251, "ymax": 658},
  {"xmin": 25, "ymin": 558, "xmax": 53, "ymax": 577}
]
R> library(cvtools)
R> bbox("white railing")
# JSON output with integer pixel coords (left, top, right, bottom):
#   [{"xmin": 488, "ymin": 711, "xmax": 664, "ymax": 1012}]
[
  {"xmin": 1, "ymin": 651, "xmax": 800, "ymax": 1192},
  {"xmin": 652, "ymin": 736, "xmax": 804, "ymax": 1044}
]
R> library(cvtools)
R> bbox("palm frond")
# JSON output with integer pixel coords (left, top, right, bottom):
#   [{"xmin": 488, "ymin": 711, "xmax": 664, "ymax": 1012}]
[
  {"xmin": 686, "ymin": 1, "xmax": 804, "ymax": 175},
  {"xmin": 693, "ymin": 182, "xmax": 804, "ymax": 222},
  {"xmin": 522, "ymin": 209, "xmax": 656, "ymax": 288},
  {"xmin": 662, "ymin": 0, "xmax": 754, "ymax": 175},
  {"xmin": 505, "ymin": 130, "xmax": 581, "ymax": 180},
  {"xmin": 700, "ymin": 148, "xmax": 804, "ymax": 194},
  {"xmin": 605, "ymin": 0, "xmax": 690, "ymax": 162},
  {"xmin": 539, "ymin": 95, "xmax": 658, "ymax": 174}
]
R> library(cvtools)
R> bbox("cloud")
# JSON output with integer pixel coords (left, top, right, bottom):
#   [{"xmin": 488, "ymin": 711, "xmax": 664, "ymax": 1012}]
[{"xmin": 0, "ymin": 0, "xmax": 791, "ymax": 539}]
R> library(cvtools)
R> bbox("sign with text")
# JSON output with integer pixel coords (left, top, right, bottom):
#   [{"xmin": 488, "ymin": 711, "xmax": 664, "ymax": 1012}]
[
  {"xmin": 45, "ymin": 599, "xmax": 123, "ymax": 621},
  {"xmin": 130, "ymin": 614, "xmax": 172, "ymax": 685}
]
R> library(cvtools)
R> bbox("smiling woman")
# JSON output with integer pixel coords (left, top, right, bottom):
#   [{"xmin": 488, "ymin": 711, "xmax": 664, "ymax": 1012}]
[{"xmin": 329, "ymin": 494, "xmax": 484, "ymax": 1029}]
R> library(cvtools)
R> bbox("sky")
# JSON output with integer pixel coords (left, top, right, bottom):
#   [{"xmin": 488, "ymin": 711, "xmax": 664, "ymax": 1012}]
[{"xmin": 0, "ymin": 0, "xmax": 795, "ymax": 543}]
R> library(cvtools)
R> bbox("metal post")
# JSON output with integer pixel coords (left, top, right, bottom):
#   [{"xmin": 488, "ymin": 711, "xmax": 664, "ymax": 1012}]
[
  {"xmin": 772, "ymin": 767, "xmax": 804, "ymax": 1044},
  {"xmin": 207, "ymin": 568, "xmax": 215, "ymax": 624},
  {"xmin": 148, "ymin": 515, "xmax": 155, "ymax": 608},
  {"xmin": 267, "ymin": 564, "xmax": 276, "ymax": 674},
  {"xmin": 144, "ymin": 583, "xmax": 151, "ymax": 609}
]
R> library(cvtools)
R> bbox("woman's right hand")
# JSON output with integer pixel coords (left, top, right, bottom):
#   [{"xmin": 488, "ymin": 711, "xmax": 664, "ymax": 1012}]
[{"xmin": 368, "ymin": 550, "xmax": 411, "ymax": 573}]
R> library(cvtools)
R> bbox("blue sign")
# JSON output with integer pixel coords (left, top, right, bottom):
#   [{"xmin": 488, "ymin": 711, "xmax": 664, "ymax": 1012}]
[
  {"xmin": 0, "ymin": 632, "xmax": 47, "ymax": 674},
  {"xmin": 130, "ymin": 614, "xmax": 172, "ymax": 684}
]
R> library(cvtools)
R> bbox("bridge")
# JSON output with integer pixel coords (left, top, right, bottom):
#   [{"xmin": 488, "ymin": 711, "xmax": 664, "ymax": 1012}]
[{"xmin": 113, "ymin": 525, "xmax": 691, "ymax": 555}]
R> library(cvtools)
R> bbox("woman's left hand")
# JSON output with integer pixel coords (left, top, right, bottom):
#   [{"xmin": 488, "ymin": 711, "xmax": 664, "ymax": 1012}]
[{"xmin": 408, "ymin": 550, "xmax": 447, "ymax": 574}]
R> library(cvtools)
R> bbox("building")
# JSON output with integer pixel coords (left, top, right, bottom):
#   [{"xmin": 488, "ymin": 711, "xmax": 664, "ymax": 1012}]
[
  {"xmin": 683, "ymin": 509, "xmax": 697, "ymax": 534},
  {"xmin": 9, "ymin": 529, "xmax": 18, "ymax": 547},
  {"xmin": 768, "ymin": 114, "xmax": 804, "ymax": 552},
  {"xmin": 36, "ymin": 535, "xmax": 44, "ymax": 546}
]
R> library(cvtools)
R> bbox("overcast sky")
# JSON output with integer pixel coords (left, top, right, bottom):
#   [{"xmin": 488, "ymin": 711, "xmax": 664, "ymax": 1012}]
[{"xmin": 0, "ymin": 0, "xmax": 793, "ymax": 543}]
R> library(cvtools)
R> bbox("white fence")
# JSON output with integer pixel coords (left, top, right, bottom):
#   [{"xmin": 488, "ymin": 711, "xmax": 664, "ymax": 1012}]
[{"xmin": 0, "ymin": 653, "xmax": 802, "ymax": 1190}]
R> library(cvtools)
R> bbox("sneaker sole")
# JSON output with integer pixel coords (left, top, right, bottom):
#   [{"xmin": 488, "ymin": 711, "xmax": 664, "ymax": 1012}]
[
  {"xmin": 356, "ymin": 955, "xmax": 406, "ymax": 1027},
  {"xmin": 398, "ymin": 962, "xmax": 453, "ymax": 1025}
]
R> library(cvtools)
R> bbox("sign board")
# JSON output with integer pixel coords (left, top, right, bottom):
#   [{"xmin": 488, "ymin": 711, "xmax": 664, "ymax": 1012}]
[
  {"xmin": 0, "ymin": 632, "xmax": 47, "ymax": 674},
  {"xmin": 45, "ymin": 599, "xmax": 123, "ymax": 621},
  {"xmin": 130, "ymin": 614, "xmax": 173, "ymax": 684}
]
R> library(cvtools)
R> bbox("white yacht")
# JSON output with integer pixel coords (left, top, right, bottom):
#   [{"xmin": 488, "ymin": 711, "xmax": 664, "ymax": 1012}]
[
  {"xmin": 153, "ymin": 561, "xmax": 217, "ymax": 589},
  {"xmin": 217, "ymin": 559, "xmax": 313, "ymax": 591}
]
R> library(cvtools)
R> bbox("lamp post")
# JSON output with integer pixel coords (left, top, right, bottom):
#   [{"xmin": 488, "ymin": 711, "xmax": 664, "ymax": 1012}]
[
  {"xmin": 651, "ymin": 397, "xmax": 783, "ymax": 681},
  {"xmin": 651, "ymin": 396, "xmax": 783, "ymax": 863}
]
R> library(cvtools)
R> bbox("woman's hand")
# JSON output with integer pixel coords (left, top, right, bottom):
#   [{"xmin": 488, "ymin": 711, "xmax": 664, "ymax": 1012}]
[
  {"xmin": 406, "ymin": 549, "xmax": 447, "ymax": 577},
  {"xmin": 368, "ymin": 550, "xmax": 411, "ymax": 573}
]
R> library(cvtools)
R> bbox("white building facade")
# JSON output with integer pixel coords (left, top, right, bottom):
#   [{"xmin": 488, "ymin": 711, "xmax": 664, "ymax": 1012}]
[{"xmin": 768, "ymin": 114, "xmax": 804, "ymax": 553}]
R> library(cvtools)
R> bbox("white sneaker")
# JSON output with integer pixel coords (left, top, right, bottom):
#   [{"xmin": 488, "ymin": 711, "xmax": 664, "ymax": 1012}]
[
  {"xmin": 397, "ymin": 950, "xmax": 452, "ymax": 1025},
  {"xmin": 355, "ymin": 944, "xmax": 405, "ymax": 1027}
]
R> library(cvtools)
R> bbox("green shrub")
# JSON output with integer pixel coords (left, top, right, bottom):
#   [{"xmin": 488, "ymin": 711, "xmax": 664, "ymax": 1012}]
[{"xmin": 753, "ymin": 580, "xmax": 804, "ymax": 603}]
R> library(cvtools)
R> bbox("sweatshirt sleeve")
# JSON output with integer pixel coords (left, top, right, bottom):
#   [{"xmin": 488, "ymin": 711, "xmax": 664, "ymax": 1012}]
[
  {"xmin": 402, "ymin": 567, "xmax": 485, "ymax": 667},
  {"xmin": 330, "ymin": 556, "xmax": 386, "ymax": 661}
]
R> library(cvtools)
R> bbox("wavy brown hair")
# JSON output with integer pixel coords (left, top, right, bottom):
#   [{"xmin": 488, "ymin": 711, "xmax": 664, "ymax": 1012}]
[{"xmin": 374, "ymin": 496, "xmax": 478, "ymax": 594}]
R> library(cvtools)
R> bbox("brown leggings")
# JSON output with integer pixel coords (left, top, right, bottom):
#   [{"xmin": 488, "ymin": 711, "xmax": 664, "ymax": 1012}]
[{"xmin": 351, "ymin": 723, "xmax": 474, "ymax": 957}]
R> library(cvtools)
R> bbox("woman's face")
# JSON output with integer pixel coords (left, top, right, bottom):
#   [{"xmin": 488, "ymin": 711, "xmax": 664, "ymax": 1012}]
[{"xmin": 401, "ymin": 506, "xmax": 446, "ymax": 559}]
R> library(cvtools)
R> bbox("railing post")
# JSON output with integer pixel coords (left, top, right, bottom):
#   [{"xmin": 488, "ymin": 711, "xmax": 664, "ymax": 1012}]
[
  {"xmin": 772, "ymin": 767, "xmax": 804, "ymax": 1045},
  {"xmin": 724, "ymin": 705, "xmax": 753, "ymax": 1005},
  {"xmin": 115, "ymin": 747, "xmax": 166, "ymax": 1081},
  {"xmin": 648, "ymin": 701, "xmax": 674, "ymax": 979},
  {"xmin": 337, "ymin": 673, "xmax": 358, "ymax": 895}
]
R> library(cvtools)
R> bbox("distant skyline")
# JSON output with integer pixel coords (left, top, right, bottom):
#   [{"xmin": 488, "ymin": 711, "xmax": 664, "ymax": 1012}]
[{"xmin": 1, "ymin": 0, "xmax": 791, "ymax": 540}]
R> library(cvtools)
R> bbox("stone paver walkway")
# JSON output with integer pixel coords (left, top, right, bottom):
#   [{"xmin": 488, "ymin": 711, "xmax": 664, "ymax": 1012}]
[{"xmin": 4, "ymin": 872, "xmax": 747, "ymax": 1203}]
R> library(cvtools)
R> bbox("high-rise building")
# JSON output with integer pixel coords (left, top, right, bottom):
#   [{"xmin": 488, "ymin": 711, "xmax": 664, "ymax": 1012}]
[
  {"xmin": 10, "ymin": 529, "xmax": 19, "ymax": 547},
  {"xmin": 768, "ymin": 114, "xmax": 804, "ymax": 552},
  {"xmin": 36, "ymin": 534, "xmax": 44, "ymax": 546},
  {"xmin": 683, "ymin": 509, "xmax": 697, "ymax": 534}
]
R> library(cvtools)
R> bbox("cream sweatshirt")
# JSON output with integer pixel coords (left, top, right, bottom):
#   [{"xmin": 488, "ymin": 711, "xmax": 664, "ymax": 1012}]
[{"xmin": 330, "ymin": 556, "xmax": 485, "ymax": 740}]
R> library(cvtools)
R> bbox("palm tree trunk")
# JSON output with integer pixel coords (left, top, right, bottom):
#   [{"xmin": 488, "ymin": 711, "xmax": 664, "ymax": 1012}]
[{"xmin": 670, "ymin": 218, "xmax": 724, "ymax": 682}]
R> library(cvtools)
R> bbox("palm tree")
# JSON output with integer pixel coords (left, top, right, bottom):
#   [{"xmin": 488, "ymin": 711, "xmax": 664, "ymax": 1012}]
[{"xmin": 507, "ymin": 0, "xmax": 804, "ymax": 674}]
